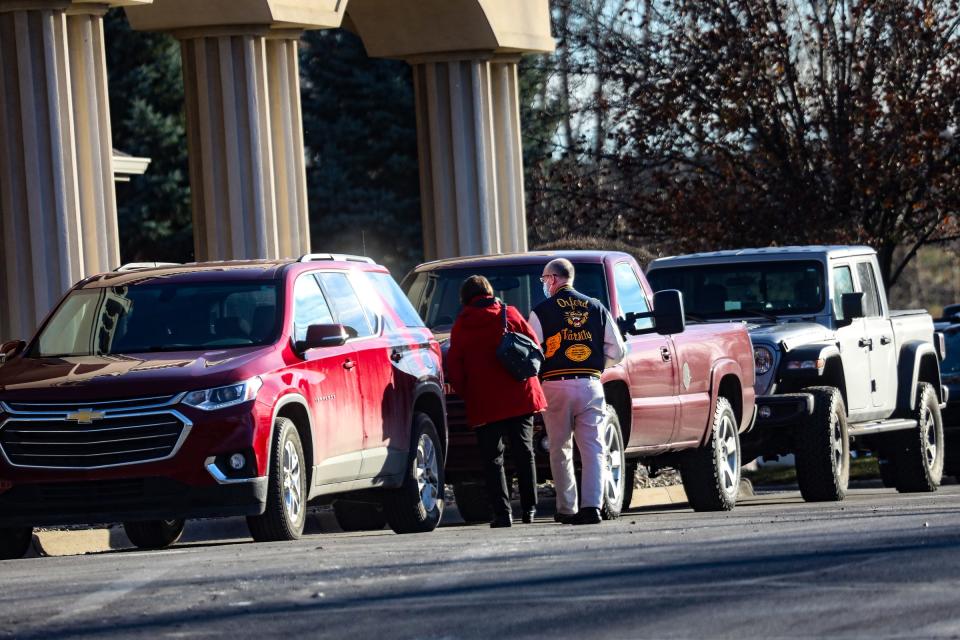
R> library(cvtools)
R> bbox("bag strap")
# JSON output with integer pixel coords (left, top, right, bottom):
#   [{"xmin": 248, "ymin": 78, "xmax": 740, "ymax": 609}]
[{"xmin": 499, "ymin": 299, "xmax": 509, "ymax": 335}]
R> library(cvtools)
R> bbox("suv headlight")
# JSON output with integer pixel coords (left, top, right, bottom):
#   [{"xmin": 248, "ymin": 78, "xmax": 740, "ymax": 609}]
[
  {"xmin": 754, "ymin": 346, "xmax": 774, "ymax": 375},
  {"xmin": 183, "ymin": 377, "xmax": 263, "ymax": 411}
]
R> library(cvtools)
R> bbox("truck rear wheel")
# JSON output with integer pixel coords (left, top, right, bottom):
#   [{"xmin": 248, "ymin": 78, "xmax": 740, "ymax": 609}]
[
  {"xmin": 0, "ymin": 526, "xmax": 32, "ymax": 560},
  {"xmin": 383, "ymin": 413, "xmax": 444, "ymax": 534},
  {"xmin": 247, "ymin": 417, "xmax": 307, "ymax": 542},
  {"xmin": 795, "ymin": 386, "xmax": 849, "ymax": 502},
  {"xmin": 123, "ymin": 519, "xmax": 185, "ymax": 550},
  {"xmin": 452, "ymin": 482, "xmax": 492, "ymax": 523},
  {"xmin": 600, "ymin": 405, "xmax": 626, "ymax": 520},
  {"xmin": 680, "ymin": 397, "xmax": 740, "ymax": 511},
  {"xmin": 333, "ymin": 500, "xmax": 386, "ymax": 532},
  {"xmin": 893, "ymin": 382, "xmax": 944, "ymax": 493}
]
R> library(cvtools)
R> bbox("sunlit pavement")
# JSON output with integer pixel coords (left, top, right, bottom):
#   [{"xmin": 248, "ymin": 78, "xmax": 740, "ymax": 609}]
[{"xmin": 4, "ymin": 484, "xmax": 960, "ymax": 639}]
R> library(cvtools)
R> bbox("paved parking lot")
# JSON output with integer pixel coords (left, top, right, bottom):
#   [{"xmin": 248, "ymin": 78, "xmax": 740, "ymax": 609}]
[{"xmin": 3, "ymin": 484, "xmax": 960, "ymax": 639}]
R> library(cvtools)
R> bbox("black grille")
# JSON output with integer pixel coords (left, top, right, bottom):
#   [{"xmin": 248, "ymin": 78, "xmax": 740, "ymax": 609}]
[
  {"xmin": 4, "ymin": 395, "xmax": 178, "ymax": 413},
  {"xmin": 446, "ymin": 394, "xmax": 468, "ymax": 433},
  {"xmin": 0, "ymin": 413, "xmax": 186, "ymax": 468}
]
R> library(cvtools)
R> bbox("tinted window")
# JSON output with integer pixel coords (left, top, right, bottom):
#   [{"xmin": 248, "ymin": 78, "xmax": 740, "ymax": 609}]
[
  {"xmin": 33, "ymin": 282, "xmax": 280, "ymax": 357},
  {"xmin": 647, "ymin": 261, "xmax": 825, "ymax": 319},
  {"xmin": 943, "ymin": 329, "xmax": 960, "ymax": 375},
  {"xmin": 832, "ymin": 266, "xmax": 855, "ymax": 319},
  {"xmin": 318, "ymin": 272, "xmax": 374, "ymax": 338},
  {"xmin": 856, "ymin": 262, "xmax": 882, "ymax": 317},
  {"xmin": 402, "ymin": 263, "xmax": 608, "ymax": 331},
  {"xmin": 365, "ymin": 272, "xmax": 425, "ymax": 329},
  {"xmin": 293, "ymin": 274, "xmax": 335, "ymax": 343}
]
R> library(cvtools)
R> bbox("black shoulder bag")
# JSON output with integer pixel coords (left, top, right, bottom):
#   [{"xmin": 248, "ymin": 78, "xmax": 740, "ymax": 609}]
[{"xmin": 495, "ymin": 301, "xmax": 544, "ymax": 381}]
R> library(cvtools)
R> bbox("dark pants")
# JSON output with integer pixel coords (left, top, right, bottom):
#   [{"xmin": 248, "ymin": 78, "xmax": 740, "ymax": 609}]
[{"xmin": 476, "ymin": 414, "xmax": 537, "ymax": 518}]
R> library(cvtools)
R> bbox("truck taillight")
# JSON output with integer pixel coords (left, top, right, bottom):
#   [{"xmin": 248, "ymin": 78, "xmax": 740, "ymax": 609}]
[{"xmin": 0, "ymin": 480, "xmax": 12, "ymax": 495}]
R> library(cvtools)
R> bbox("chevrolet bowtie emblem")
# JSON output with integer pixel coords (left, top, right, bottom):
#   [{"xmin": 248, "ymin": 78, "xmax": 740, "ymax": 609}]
[{"xmin": 65, "ymin": 410, "xmax": 105, "ymax": 424}]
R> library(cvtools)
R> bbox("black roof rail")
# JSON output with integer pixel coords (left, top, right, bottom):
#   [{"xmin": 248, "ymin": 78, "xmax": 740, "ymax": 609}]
[
  {"xmin": 299, "ymin": 253, "xmax": 375, "ymax": 264},
  {"xmin": 114, "ymin": 262, "xmax": 181, "ymax": 272}
]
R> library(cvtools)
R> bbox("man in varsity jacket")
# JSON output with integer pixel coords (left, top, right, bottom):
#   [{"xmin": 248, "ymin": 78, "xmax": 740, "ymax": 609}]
[{"xmin": 529, "ymin": 258, "xmax": 627, "ymax": 525}]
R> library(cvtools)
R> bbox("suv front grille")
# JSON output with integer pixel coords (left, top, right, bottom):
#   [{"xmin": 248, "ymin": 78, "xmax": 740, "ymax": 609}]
[
  {"xmin": 0, "ymin": 397, "xmax": 191, "ymax": 469},
  {"xmin": 4, "ymin": 394, "xmax": 179, "ymax": 413}
]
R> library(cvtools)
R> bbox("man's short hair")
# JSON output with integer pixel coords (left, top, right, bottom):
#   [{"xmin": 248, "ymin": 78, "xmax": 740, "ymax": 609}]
[
  {"xmin": 460, "ymin": 275, "xmax": 494, "ymax": 305},
  {"xmin": 545, "ymin": 258, "xmax": 575, "ymax": 282}
]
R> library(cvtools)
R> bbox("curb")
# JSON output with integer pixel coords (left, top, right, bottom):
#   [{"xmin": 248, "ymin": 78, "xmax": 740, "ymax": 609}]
[{"xmin": 628, "ymin": 485, "xmax": 688, "ymax": 508}]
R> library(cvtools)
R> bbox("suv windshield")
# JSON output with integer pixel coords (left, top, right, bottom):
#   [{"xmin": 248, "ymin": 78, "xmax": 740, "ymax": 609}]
[
  {"xmin": 30, "ymin": 282, "xmax": 281, "ymax": 357},
  {"xmin": 403, "ymin": 263, "xmax": 608, "ymax": 331},
  {"xmin": 647, "ymin": 260, "xmax": 825, "ymax": 320}
]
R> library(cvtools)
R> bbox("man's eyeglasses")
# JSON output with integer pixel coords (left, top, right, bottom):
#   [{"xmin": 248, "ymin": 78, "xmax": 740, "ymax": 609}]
[{"xmin": 539, "ymin": 274, "xmax": 558, "ymax": 283}]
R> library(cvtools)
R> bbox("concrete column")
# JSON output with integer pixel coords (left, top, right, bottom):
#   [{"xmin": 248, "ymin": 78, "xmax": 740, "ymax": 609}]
[
  {"xmin": 0, "ymin": 2, "xmax": 82, "ymax": 341},
  {"xmin": 411, "ymin": 56, "xmax": 528, "ymax": 260},
  {"xmin": 179, "ymin": 27, "xmax": 310, "ymax": 261},
  {"xmin": 66, "ymin": 2, "xmax": 120, "ymax": 271},
  {"xmin": 265, "ymin": 32, "xmax": 310, "ymax": 258}
]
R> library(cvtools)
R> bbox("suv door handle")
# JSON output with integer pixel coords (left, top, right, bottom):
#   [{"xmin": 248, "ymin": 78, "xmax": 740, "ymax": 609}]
[
  {"xmin": 660, "ymin": 347, "xmax": 671, "ymax": 362},
  {"xmin": 880, "ymin": 336, "xmax": 892, "ymax": 346},
  {"xmin": 858, "ymin": 338, "xmax": 873, "ymax": 349},
  {"xmin": 390, "ymin": 350, "xmax": 403, "ymax": 363},
  {"xmin": 343, "ymin": 358, "xmax": 356, "ymax": 370}
]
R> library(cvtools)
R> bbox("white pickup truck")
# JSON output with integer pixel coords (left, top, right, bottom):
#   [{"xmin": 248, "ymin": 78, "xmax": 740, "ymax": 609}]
[{"xmin": 647, "ymin": 246, "xmax": 949, "ymax": 501}]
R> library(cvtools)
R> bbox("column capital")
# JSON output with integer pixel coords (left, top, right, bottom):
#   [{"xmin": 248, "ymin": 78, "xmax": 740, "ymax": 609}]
[
  {"xmin": 125, "ymin": 0, "xmax": 344, "ymax": 33},
  {"xmin": 405, "ymin": 51, "xmax": 523, "ymax": 66}
]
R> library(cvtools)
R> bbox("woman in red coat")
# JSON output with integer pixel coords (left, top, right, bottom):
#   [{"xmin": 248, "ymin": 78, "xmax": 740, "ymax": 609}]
[{"xmin": 446, "ymin": 275, "xmax": 547, "ymax": 527}]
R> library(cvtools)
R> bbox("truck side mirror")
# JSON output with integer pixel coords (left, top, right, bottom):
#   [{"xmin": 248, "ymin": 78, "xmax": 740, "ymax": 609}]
[
  {"xmin": 653, "ymin": 290, "xmax": 686, "ymax": 336},
  {"xmin": 839, "ymin": 292, "xmax": 865, "ymax": 326},
  {"xmin": 294, "ymin": 324, "xmax": 348, "ymax": 355},
  {"xmin": 0, "ymin": 340, "xmax": 26, "ymax": 365}
]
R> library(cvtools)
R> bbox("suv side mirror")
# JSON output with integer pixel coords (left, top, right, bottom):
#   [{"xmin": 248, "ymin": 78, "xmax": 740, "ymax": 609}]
[
  {"xmin": 0, "ymin": 340, "xmax": 26, "ymax": 365},
  {"xmin": 653, "ymin": 290, "xmax": 686, "ymax": 336},
  {"xmin": 839, "ymin": 292, "xmax": 865, "ymax": 326},
  {"xmin": 295, "ymin": 324, "xmax": 348, "ymax": 354}
]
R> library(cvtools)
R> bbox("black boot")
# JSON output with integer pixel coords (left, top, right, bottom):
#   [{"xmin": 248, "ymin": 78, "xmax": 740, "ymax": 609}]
[
  {"xmin": 490, "ymin": 513, "xmax": 513, "ymax": 528},
  {"xmin": 570, "ymin": 507, "xmax": 602, "ymax": 525}
]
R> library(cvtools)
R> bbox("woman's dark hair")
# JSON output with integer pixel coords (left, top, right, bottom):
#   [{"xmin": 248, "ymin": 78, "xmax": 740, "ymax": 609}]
[{"xmin": 460, "ymin": 275, "xmax": 494, "ymax": 305}]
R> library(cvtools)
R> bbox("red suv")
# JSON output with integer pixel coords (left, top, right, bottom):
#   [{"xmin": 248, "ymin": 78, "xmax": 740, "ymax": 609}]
[{"xmin": 0, "ymin": 255, "xmax": 446, "ymax": 559}]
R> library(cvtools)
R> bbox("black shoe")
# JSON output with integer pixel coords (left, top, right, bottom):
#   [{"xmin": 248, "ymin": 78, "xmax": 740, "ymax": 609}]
[
  {"xmin": 490, "ymin": 515, "xmax": 513, "ymax": 528},
  {"xmin": 553, "ymin": 512, "xmax": 576, "ymax": 524},
  {"xmin": 522, "ymin": 508, "xmax": 536, "ymax": 524},
  {"xmin": 571, "ymin": 507, "xmax": 602, "ymax": 525}
]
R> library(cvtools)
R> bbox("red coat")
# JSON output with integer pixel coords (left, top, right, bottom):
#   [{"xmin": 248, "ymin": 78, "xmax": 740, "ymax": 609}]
[{"xmin": 446, "ymin": 296, "xmax": 548, "ymax": 428}]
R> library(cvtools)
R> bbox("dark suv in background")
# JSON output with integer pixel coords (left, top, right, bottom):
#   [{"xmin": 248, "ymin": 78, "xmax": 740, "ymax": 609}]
[{"xmin": 0, "ymin": 255, "xmax": 446, "ymax": 559}]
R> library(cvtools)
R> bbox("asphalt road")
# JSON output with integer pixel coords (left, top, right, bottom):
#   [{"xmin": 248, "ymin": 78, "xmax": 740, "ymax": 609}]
[{"xmin": 3, "ymin": 484, "xmax": 960, "ymax": 639}]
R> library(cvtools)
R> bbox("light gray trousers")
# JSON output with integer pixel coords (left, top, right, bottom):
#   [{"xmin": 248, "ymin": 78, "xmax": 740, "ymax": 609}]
[{"xmin": 542, "ymin": 378, "xmax": 605, "ymax": 514}]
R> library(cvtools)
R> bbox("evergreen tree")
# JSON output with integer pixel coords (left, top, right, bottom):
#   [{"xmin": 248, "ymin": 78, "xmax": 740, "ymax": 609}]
[
  {"xmin": 299, "ymin": 29, "xmax": 422, "ymax": 278},
  {"xmin": 105, "ymin": 9, "xmax": 192, "ymax": 263}
]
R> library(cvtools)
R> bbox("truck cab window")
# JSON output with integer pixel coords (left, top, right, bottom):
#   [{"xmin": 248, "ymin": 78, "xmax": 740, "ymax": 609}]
[
  {"xmin": 614, "ymin": 262, "xmax": 652, "ymax": 330},
  {"xmin": 856, "ymin": 262, "xmax": 883, "ymax": 318},
  {"xmin": 832, "ymin": 266, "xmax": 855, "ymax": 320}
]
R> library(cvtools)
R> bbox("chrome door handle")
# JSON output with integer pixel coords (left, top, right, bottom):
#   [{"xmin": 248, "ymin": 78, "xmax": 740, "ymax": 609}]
[
  {"xmin": 880, "ymin": 336, "xmax": 892, "ymax": 346},
  {"xmin": 660, "ymin": 347, "xmax": 671, "ymax": 362},
  {"xmin": 343, "ymin": 359, "xmax": 356, "ymax": 370},
  {"xmin": 858, "ymin": 338, "xmax": 873, "ymax": 349},
  {"xmin": 390, "ymin": 350, "xmax": 403, "ymax": 363}
]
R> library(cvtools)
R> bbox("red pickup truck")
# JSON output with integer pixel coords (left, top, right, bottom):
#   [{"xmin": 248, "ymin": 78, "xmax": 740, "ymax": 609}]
[{"xmin": 403, "ymin": 251, "xmax": 756, "ymax": 520}]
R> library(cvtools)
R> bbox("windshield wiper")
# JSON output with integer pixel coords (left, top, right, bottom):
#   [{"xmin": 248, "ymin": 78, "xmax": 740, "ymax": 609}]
[{"xmin": 743, "ymin": 309, "xmax": 779, "ymax": 322}]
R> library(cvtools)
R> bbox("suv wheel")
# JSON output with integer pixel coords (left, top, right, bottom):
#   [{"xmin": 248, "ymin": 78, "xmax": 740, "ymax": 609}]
[
  {"xmin": 452, "ymin": 482, "xmax": 492, "ymax": 523},
  {"xmin": 0, "ymin": 527, "xmax": 33, "ymax": 560},
  {"xmin": 680, "ymin": 397, "xmax": 740, "ymax": 511},
  {"xmin": 383, "ymin": 412, "xmax": 444, "ymax": 534},
  {"xmin": 795, "ymin": 386, "xmax": 849, "ymax": 502},
  {"xmin": 123, "ymin": 519, "xmax": 185, "ymax": 550},
  {"xmin": 247, "ymin": 417, "xmax": 307, "ymax": 542},
  {"xmin": 600, "ymin": 405, "xmax": 626, "ymax": 520},
  {"xmin": 333, "ymin": 500, "xmax": 386, "ymax": 532},
  {"xmin": 894, "ymin": 382, "xmax": 944, "ymax": 492}
]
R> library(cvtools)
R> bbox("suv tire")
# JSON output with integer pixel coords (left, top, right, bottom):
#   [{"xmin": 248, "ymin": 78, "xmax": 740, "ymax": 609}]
[
  {"xmin": 680, "ymin": 397, "xmax": 740, "ymax": 511},
  {"xmin": 123, "ymin": 519, "xmax": 185, "ymax": 550},
  {"xmin": 453, "ymin": 483, "xmax": 492, "ymax": 524},
  {"xmin": 333, "ymin": 500, "xmax": 386, "ymax": 532},
  {"xmin": 0, "ymin": 527, "xmax": 32, "ymax": 560},
  {"xmin": 894, "ymin": 382, "xmax": 944, "ymax": 492},
  {"xmin": 383, "ymin": 413, "xmax": 444, "ymax": 534},
  {"xmin": 247, "ymin": 417, "xmax": 307, "ymax": 542},
  {"xmin": 795, "ymin": 386, "xmax": 850, "ymax": 502},
  {"xmin": 600, "ymin": 405, "xmax": 626, "ymax": 520}
]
